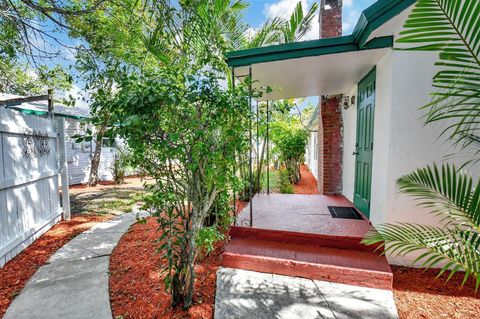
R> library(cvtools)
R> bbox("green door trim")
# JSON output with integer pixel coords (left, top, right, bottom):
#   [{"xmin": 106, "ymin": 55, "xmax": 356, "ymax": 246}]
[{"xmin": 353, "ymin": 67, "xmax": 376, "ymax": 218}]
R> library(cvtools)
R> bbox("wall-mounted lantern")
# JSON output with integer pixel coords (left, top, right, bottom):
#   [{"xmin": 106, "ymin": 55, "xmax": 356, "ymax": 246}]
[{"xmin": 342, "ymin": 95, "xmax": 356, "ymax": 110}]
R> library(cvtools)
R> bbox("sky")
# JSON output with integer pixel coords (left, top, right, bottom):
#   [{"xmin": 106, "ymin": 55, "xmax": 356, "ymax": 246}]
[
  {"xmin": 241, "ymin": 0, "xmax": 376, "ymax": 110},
  {"xmin": 244, "ymin": 0, "xmax": 376, "ymax": 36},
  {"xmin": 49, "ymin": 0, "xmax": 378, "ymax": 109}
]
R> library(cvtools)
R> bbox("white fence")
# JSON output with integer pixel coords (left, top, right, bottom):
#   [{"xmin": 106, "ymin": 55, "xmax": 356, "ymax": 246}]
[{"xmin": 0, "ymin": 108, "xmax": 69, "ymax": 267}]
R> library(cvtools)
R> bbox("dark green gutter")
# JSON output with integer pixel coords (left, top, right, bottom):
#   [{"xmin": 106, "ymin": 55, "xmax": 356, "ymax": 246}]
[{"xmin": 226, "ymin": 0, "xmax": 415, "ymax": 68}]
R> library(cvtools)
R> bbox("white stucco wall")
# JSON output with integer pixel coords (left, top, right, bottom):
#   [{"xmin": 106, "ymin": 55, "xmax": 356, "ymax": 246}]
[
  {"xmin": 342, "ymin": 51, "xmax": 394, "ymax": 206},
  {"xmin": 341, "ymin": 47, "xmax": 480, "ymax": 266},
  {"xmin": 306, "ymin": 130, "xmax": 318, "ymax": 180},
  {"xmin": 368, "ymin": 51, "xmax": 394, "ymax": 226},
  {"xmin": 341, "ymin": 87, "xmax": 357, "ymax": 202}
]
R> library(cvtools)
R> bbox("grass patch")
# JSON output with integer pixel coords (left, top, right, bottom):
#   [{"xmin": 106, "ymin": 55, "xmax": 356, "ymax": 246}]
[
  {"xmin": 71, "ymin": 188, "xmax": 149, "ymax": 215},
  {"xmin": 260, "ymin": 169, "xmax": 281, "ymax": 193}
]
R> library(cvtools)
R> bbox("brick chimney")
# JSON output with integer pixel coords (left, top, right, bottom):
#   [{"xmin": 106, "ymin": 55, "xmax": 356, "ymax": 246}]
[
  {"xmin": 319, "ymin": 0, "xmax": 343, "ymax": 38},
  {"xmin": 317, "ymin": 0, "xmax": 343, "ymax": 195}
]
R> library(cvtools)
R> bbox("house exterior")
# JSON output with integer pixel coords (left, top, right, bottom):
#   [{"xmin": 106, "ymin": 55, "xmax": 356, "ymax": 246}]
[
  {"xmin": 305, "ymin": 106, "xmax": 319, "ymax": 180},
  {"xmin": 227, "ymin": 0, "xmax": 480, "ymax": 265},
  {"xmin": 0, "ymin": 94, "xmax": 122, "ymax": 185}
]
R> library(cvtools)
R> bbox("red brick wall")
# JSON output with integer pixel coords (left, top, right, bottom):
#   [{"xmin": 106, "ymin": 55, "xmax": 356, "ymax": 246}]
[
  {"xmin": 319, "ymin": 0, "xmax": 343, "ymax": 39},
  {"xmin": 317, "ymin": 96, "xmax": 343, "ymax": 195},
  {"xmin": 316, "ymin": 1, "xmax": 343, "ymax": 194}
]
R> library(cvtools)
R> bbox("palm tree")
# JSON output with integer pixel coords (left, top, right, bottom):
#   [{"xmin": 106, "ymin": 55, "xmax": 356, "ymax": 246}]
[
  {"xmin": 363, "ymin": 0, "xmax": 480, "ymax": 289},
  {"xmin": 281, "ymin": 1, "xmax": 319, "ymax": 43},
  {"xmin": 247, "ymin": 1, "xmax": 319, "ymax": 47}
]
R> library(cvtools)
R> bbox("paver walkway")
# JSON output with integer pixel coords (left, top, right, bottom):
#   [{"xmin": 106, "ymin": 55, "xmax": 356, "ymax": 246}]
[
  {"xmin": 215, "ymin": 267, "xmax": 399, "ymax": 319},
  {"xmin": 4, "ymin": 212, "xmax": 144, "ymax": 319}
]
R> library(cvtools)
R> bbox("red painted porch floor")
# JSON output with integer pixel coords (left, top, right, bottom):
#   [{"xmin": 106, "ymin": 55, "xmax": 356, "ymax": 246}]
[{"xmin": 223, "ymin": 193, "xmax": 393, "ymax": 290}]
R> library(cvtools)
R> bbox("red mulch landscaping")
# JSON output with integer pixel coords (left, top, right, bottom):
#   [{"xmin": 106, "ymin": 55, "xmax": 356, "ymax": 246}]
[
  {"xmin": 109, "ymin": 217, "xmax": 223, "ymax": 319},
  {"xmin": 392, "ymin": 266, "xmax": 480, "ymax": 319},
  {"xmin": 108, "ymin": 166, "xmax": 480, "ymax": 318},
  {"xmin": 0, "ymin": 214, "xmax": 111, "ymax": 318},
  {"xmin": 293, "ymin": 165, "xmax": 320, "ymax": 194}
]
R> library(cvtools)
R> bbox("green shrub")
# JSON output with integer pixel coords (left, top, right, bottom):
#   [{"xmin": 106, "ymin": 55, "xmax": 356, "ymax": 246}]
[
  {"xmin": 279, "ymin": 168, "xmax": 294, "ymax": 194},
  {"xmin": 270, "ymin": 118, "xmax": 308, "ymax": 184},
  {"xmin": 111, "ymin": 147, "xmax": 130, "ymax": 184}
]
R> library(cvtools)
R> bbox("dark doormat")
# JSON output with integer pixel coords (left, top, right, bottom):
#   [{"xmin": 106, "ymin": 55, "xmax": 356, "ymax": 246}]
[{"xmin": 328, "ymin": 206, "xmax": 363, "ymax": 220}]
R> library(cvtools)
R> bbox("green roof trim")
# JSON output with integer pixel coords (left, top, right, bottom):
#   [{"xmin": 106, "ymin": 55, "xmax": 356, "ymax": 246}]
[
  {"xmin": 7, "ymin": 106, "xmax": 88, "ymax": 120},
  {"xmin": 226, "ymin": 0, "xmax": 415, "ymax": 68},
  {"xmin": 353, "ymin": 0, "xmax": 416, "ymax": 47},
  {"xmin": 227, "ymin": 35, "xmax": 393, "ymax": 67}
]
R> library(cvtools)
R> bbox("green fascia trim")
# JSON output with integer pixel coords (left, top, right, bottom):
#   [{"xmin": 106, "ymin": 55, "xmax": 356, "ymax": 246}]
[
  {"xmin": 226, "ymin": 0, "xmax": 414, "ymax": 67},
  {"xmin": 227, "ymin": 35, "xmax": 393, "ymax": 67},
  {"xmin": 7, "ymin": 106, "xmax": 88, "ymax": 120},
  {"xmin": 352, "ymin": 0, "xmax": 416, "ymax": 47}
]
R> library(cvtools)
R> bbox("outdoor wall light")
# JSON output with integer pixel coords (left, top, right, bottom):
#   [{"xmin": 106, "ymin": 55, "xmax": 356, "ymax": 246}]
[{"xmin": 342, "ymin": 95, "xmax": 356, "ymax": 110}]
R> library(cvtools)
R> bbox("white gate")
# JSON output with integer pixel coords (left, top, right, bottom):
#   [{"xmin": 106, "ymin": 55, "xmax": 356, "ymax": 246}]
[{"xmin": 0, "ymin": 107, "xmax": 67, "ymax": 267}]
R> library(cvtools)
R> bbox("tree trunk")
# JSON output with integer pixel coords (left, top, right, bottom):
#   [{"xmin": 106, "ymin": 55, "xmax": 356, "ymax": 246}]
[{"xmin": 88, "ymin": 124, "xmax": 107, "ymax": 186}]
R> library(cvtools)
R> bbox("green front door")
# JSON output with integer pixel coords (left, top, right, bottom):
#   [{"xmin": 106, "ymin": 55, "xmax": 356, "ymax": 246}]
[{"xmin": 354, "ymin": 68, "xmax": 376, "ymax": 218}]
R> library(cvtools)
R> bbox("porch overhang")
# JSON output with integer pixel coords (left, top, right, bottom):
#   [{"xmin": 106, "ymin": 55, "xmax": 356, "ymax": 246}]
[
  {"xmin": 228, "ymin": 37, "xmax": 392, "ymax": 101},
  {"xmin": 226, "ymin": 0, "xmax": 416, "ymax": 101}
]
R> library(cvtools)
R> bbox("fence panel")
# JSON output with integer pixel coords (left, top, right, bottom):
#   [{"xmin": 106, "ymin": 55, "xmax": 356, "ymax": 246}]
[{"xmin": 0, "ymin": 108, "xmax": 62, "ymax": 267}]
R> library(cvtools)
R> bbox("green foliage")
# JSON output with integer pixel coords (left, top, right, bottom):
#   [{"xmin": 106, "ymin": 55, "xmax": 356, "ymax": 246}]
[
  {"xmin": 247, "ymin": 1, "xmax": 319, "ymax": 47},
  {"xmin": 1, "ymin": 0, "xmax": 319, "ymax": 309},
  {"xmin": 396, "ymin": 0, "xmax": 480, "ymax": 163},
  {"xmin": 111, "ymin": 148, "xmax": 132, "ymax": 185},
  {"xmin": 0, "ymin": 61, "xmax": 73, "ymax": 96},
  {"xmin": 363, "ymin": 0, "xmax": 480, "ymax": 290},
  {"xmin": 270, "ymin": 114, "xmax": 308, "ymax": 184},
  {"xmin": 363, "ymin": 164, "xmax": 480, "ymax": 289},
  {"xmin": 279, "ymin": 168, "xmax": 294, "ymax": 194},
  {"xmin": 110, "ymin": 63, "xmax": 253, "ymax": 307}
]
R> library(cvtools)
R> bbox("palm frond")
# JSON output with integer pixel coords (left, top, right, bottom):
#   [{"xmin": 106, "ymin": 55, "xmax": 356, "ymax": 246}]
[
  {"xmin": 363, "ymin": 223, "xmax": 480, "ymax": 289},
  {"xmin": 396, "ymin": 0, "xmax": 480, "ymax": 158},
  {"xmin": 294, "ymin": 2, "xmax": 318, "ymax": 41},
  {"xmin": 397, "ymin": 163, "xmax": 480, "ymax": 230},
  {"xmin": 247, "ymin": 17, "xmax": 283, "ymax": 48}
]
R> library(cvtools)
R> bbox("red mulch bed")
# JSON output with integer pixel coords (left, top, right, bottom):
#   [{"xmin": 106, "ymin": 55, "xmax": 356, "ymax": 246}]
[
  {"xmin": 0, "ymin": 214, "xmax": 111, "ymax": 318},
  {"xmin": 109, "ymin": 167, "xmax": 480, "ymax": 318},
  {"xmin": 293, "ymin": 165, "xmax": 319, "ymax": 194},
  {"xmin": 109, "ymin": 217, "xmax": 223, "ymax": 319},
  {"xmin": 392, "ymin": 266, "xmax": 480, "ymax": 319}
]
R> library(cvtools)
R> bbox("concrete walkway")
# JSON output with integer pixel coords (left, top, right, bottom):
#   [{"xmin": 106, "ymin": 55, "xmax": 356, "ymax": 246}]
[
  {"xmin": 4, "ymin": 213, "xmax": 144, "ymax": 319},
  {"xmin": 215, "ymin": 267, "xmax": 399, "ymax": 319}
]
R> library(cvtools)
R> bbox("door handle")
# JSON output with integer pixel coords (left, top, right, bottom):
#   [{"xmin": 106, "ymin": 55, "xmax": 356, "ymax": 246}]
[{"xmin": 352, "ymin": 151, "xmax": 359, "ymax": 156}]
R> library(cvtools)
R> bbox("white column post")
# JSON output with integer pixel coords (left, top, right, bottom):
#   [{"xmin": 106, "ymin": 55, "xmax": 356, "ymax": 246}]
[{"xmin": 57, "ymin": 117, "xmax": 71, "ymax": 220}]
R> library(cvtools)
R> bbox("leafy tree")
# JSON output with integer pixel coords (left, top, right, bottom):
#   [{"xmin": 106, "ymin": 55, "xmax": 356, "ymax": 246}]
[
  {"xmin": 0, "ymin": 0, "xmax": 105, "ymax": 82},
  {"xmin": 363, "ymin": 0, "xmax": 480, "ymax": 289},
  {"xmin": 0, "ymin": 61, "xmax": 72, "ymax": 95},
  {"xmin": 111, "ymin": 68, "xmax": 252, "ymax": 307},
  {"xmin": 73, "ymin": 0, "xmax": 259, "ymax": 308},
  {"xmin": 270, "ymin": 112, "xmax": 308, "ymax": 184}
]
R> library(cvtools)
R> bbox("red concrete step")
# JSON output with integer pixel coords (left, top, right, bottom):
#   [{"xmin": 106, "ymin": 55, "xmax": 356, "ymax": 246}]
[
  {"xmin": 229, "ymin": 225, "xmax": 381, "ymax": 253},
  {"xmin": 222, "ymin": 237, "xmax": 393, "ymax": 290}
]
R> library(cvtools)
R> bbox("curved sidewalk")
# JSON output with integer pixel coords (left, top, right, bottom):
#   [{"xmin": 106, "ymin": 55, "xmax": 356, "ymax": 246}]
[{"xmin": 4, "ymin": 212, "xmax": 144, "ymax": 319}]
